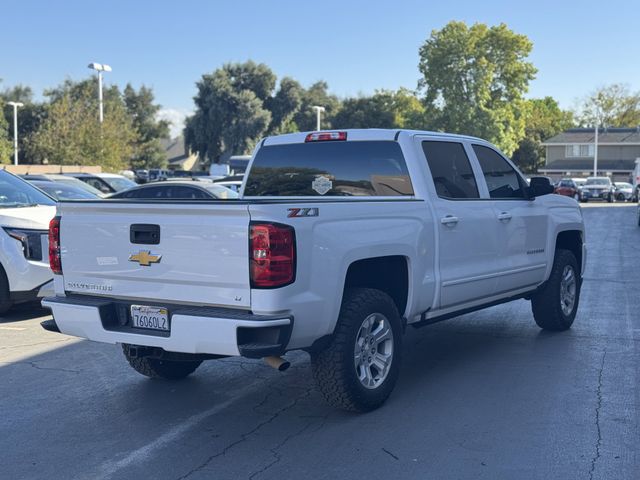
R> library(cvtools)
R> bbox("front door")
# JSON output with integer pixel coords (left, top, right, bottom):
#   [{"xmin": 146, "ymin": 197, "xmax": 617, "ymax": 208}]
[{"xmin": 471, "ymin": 144, "xmax": 549, "ymax": 295}]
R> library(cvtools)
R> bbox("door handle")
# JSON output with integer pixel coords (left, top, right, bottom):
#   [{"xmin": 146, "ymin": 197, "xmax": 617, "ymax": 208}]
[
  {"xmin": 497, "ymin": 212, "xmax": 512, "ymax": 222},
  {"xmin": 441, "ymin": 215, "xmax": 459, "ymax": 226}
]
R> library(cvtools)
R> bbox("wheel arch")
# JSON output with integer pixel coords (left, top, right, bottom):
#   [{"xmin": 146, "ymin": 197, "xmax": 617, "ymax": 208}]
[
  {"xmin": 554, "ymin": 230, "xmax": 584, "ymax": 275},
  {"xmin": 342, "ymin": 255, "xmax": 410, "ymax": 320}
]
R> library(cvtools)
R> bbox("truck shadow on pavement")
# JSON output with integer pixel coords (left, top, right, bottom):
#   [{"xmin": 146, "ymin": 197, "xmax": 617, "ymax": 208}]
[{"xmin": 0, "ymin": 300, "xmax": 595, "ymax": 480}]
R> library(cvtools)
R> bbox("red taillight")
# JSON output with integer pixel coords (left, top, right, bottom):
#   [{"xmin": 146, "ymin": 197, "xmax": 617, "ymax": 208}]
[
  {"xmin": 49, "ymin": 216, "xmax": 62, "ymax": 275},
  {"xmin": 305, "ymin": 131, "xmax": 347, "ymax": 142},
  {"xmin": 250, "ymin": 223, "xmax": 295, "ymax": 288}
]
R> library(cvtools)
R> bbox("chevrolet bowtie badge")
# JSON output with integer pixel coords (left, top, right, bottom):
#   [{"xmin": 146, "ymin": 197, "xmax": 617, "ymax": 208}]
[{"xmin": 129, "ymin": 250, "xmax": 162, "ymax": 266}]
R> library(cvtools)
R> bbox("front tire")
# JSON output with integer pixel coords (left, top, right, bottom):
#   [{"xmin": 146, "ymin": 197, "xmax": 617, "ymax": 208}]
[
  {"xmin": 122, "ymin": 344, "xmax": 202, "ymax": 379},
  {"xmin": 311, "ymin": 288, "xmax": 402, "ymax": 412},
  {"xmin": 531, "ymin": 249, "xmax": 580, "ymax": 331}
]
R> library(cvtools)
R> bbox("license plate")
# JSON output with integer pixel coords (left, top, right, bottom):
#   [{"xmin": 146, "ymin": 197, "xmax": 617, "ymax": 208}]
[{"xmin": 130, "ymin": 305, "xmax": 170, "ymax": 332}]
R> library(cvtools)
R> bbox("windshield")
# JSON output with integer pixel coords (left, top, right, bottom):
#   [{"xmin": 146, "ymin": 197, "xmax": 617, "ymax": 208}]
[
  {"xmin": 586, "ymin": 178, "xmax": 611, "ymax": 186},
  {"xmin": 101, "ymin": 176, "xmax": 137, "ymax": 192},
  {"xmin": 0, "ymin": 171, "xmax": 56, "ymax": 208},
  {"xmin": 32, "ymin": 181, "xmax": 98, "ymax": 200},
  {"xmin": 56, "ymin": 177, "xmax": 104, "ymax": 196},
  {"xmin": 200, "ymin": 184, "xmax": 239, "ymax": 199}
]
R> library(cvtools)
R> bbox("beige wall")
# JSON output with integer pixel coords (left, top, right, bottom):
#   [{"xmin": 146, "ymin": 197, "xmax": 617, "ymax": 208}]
[
  {"xmin": 0, "ymin": 165, "xmax": 102, "ymax": 174},
  {"xmin": 546, "ymin": 144, "xmax": 640, "ymax": 164}
]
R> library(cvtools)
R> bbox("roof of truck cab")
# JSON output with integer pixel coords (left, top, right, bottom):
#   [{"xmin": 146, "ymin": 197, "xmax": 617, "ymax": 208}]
[{"xmin": 262, "ymin": 129, "xmax": 486, "ymax": 146}]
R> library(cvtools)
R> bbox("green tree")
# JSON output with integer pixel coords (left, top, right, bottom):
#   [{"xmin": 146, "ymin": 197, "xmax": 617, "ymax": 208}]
[
  {"xmin": 0, "ymin": 98, "xmax": 12, "ymax": 163},
  {"xmin": 185, "ymin": 62, "xmax": 274, "ymax": 165},
  {"xmin": 264, "ymin": 77, "xmax": 304, "ymax": 134},
  {"xmin": 293, "ymin": 81, "xmax": 341, "ymax": 131},
  {"xmin": 512, "ymin": 97, "xmax": 574, "ymax": 173},
  {"xmin": 28, "ymin": 79, "xmax": 136, "ymax": 171},
  {"xmin": 123, "ymin": 84, "xmax": 170, "ymax": 170},
  {"xmin": 332, "ymin": 88, "xmax": 425, "ymax": 129},
  {"xmin": 576, "ymin": 84, "xmax": 640, "ymax": 127},
  {"xmin": 418, "ymin": 21, "xmax": 537, "ymax": 156},
  {"xmin": 1, "ymin": 84, "xmax": 47, "ymax": 164}
]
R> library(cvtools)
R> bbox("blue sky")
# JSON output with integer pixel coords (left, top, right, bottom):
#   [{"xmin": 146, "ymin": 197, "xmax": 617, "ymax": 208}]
[{"xmin": 2, "ymin": 0, "xmax": 639, "ymax": 136}]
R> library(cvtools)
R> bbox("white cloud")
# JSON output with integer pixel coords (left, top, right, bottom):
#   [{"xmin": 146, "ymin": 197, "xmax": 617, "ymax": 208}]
[{"xmin": 156, "ymin": 108, "xmax": 192, "ymax": 139}]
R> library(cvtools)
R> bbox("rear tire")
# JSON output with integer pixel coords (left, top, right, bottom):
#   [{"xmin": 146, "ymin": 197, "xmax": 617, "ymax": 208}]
[
  {"xmin": 311, "ymin": 288, "xmax": 402, "ymax": 412},
  {"xmin": 0, "ymin": 265, "xmax": 13, "ymax": 316},
  {"xmin": 531, "ymin": 249, "xmax": 580, "ymax": 331},
  {"xmin": 122, "ymin": 344, "xmax": 202, "ymax": 379}
]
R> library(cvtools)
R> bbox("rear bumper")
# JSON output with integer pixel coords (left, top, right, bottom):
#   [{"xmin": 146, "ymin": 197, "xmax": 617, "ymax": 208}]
[{"xmin": 41, "ymin": 295, "xmax": 293, "ymax": 357}]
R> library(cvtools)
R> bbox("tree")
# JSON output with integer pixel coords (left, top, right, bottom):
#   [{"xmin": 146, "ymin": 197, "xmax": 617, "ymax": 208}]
[
  {"xmin": 0, "ymin": 98, "xmax": 12, "ymax": 163},
  {"xmin": 332, "ymin": 88, "xmax": 425, "ymax": 129},
  {"xmin": 576, "ymin": 84, "xmax": 640, "ymax": 127},
  {"xmin": 123, "ymin": 84, "xmax": 170, "ymax": 170},
  {"xmin": 185, "ymin": 62, "xmax": 274, "ymax": 165},
  {"xmin": 1, "ymin": 84, "xmax": 47, "ymax": 164},
  {"xmin": 28, "ymin": 79, "xmax": 136, "ymax": 171},
  {"xmin": 264, "ymin": 77, "xmax": 304, "ymax": 134},
  {"xmin": 293, "ymin": 81, "xmax": 341, "ymax": 132},
  {"xmin": 512, "ymin": 97, "xmax": 574, "ymax": 173},
  {"xmin": 418, "ymin": 21, "xmax": 537, "ymax": 156}
]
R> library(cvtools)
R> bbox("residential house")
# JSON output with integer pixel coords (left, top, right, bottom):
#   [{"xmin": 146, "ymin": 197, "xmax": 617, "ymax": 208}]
[
  {"xmin": 540, "ymin": 127, "xmax": 640, "ymax": 182},
  {"xmin": 161, "ymin": 136, "xmax": 202, "ymax": 171}
]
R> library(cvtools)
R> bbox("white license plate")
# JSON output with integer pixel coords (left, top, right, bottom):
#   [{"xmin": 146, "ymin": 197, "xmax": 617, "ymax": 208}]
[{"xmin": 130, "ymin": 305, "xmax": 170, "ymax": 332}]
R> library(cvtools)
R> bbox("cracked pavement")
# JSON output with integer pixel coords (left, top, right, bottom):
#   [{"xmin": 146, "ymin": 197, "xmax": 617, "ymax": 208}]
[{"xmin": 0, "ymin": 205, "xmax": 638, "ymax": 479}]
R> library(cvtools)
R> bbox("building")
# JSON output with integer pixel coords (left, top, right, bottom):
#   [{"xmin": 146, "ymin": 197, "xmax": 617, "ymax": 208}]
[
  {"xmin": 540, "ymin": 127, "xmax": 640, "ymax": 181},
  {"xmin": 161, "ymin": 136, "xmax": 202, "ymax": 171}
]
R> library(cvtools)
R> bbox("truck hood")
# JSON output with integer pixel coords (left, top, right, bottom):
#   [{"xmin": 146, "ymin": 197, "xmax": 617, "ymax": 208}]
[
  {"xmin": 0, "ymin": 205, "xmax": 56, "ymax": 230},
  {"xmin": 581, "ymin": 184, "xmax": 611, "ymax": 190}
]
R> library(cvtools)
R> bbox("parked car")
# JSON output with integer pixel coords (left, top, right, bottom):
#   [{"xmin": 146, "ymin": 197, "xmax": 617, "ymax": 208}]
[
  {"xmin": 572, "ymin": 178, "xmax": 587, "ymax": 201},
  {"xmin": 613, "ymin": 182, "xmax": 634, "ymax": 202},
  {"xmin": 21, "ymin": 174, "xmax": 106, "ymax": 197},
  {"xmin": 64, "ymin": 173, "xmax": 137, "ymax": 194},
  {"xmin": 0, "ymin": 170, "xmax": 56, "ymax": 314},
  {"xmin": 134, "ymin": 169, "xmax": 149, "ymax": 184},
  {"xmin": 148, "ymin": 169, "xmax": 170, "ymax": 182},
  {"xmin": 554, "ymin": 179, "xmax": 580, "ymax": 201},
  {"xmin": 581, "ymin": 177, "xmax": 616, "ymax": 202},
  {"xmin": 212, "ymin": 174, "xmax": 245, "ymax": 193},
  {"xmin": 109, "ymin": 181, "xmax": 239, "ymax": 200},
  {"xmin": 43, "ymin": 129, "xmax": 585, "ymax": 412},
  {"xmin": 29, "ymin": 180, "xmax": 101, "ymax": 201}
]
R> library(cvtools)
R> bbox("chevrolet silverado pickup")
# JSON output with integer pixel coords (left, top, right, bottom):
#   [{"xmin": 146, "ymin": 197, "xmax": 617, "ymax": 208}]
[{"xmin": 42, "ymin": 129, "xmax": 586, "ymax": 412}]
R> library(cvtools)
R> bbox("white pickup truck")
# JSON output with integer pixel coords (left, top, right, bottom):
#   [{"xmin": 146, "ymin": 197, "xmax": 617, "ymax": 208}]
[{"xmin": 43, "ymin": 129, "xmax": 586, "ymax": 412}]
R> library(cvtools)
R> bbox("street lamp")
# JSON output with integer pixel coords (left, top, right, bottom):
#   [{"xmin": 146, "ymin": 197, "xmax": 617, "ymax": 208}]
[
  {"xmin": 87, "ymin": 62, "xmax": 112, "ymax": 123},
  {"xmin": 7, "ymin": 102, "xmax": 24, "ymax": 166},
  {"xmin": 311, "ymin": 105, "xmax": 325, "ymax": 131}
]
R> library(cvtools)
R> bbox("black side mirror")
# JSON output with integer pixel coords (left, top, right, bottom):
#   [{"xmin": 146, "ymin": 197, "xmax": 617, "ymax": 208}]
[{"xmin": 528, "ymin": 177, "xmax": 555, "ymax": 198}]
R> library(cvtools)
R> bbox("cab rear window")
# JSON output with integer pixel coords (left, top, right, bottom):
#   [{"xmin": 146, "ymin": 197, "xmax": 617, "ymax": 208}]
[{"xmin": 244, "ymin": 141, "xmax": 414, "ymax": 197}]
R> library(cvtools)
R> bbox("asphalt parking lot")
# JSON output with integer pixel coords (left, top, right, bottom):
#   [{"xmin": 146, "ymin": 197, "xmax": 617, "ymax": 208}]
[{"xmin": 1, "ymin": 204, "xmax": 638, "ymax": 480}]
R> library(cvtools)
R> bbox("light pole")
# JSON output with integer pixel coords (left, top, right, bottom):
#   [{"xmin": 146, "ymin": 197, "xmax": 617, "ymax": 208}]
[
  {"xmin": 7, "ymin": 102, "xmax": 24, "ymax": 166},
  {"xmin": 593, "ymin": 121, "xmax": 599, "ymax": 177},
  {"xmin": 87, "ymin": 62, "xmax": 112, "ymax": 123},
  {"xmin": 311, "ymin": 105, "xmax": 325, "ymax": 131}
]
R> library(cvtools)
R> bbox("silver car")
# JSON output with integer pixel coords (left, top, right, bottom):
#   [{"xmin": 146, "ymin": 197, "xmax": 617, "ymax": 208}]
[{"xmin": 614, "ymin": 182, "xmax": 634, "ymax": 202}]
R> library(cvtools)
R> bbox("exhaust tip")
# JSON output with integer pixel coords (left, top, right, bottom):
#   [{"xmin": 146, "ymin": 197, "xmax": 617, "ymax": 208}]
[{"xmin": 264, "ymin": 356, "xmax": 290, "ymax": 372}]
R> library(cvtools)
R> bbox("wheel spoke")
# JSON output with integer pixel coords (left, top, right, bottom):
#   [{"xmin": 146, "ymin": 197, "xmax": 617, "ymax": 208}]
[
  {"xmin": 372, "ymin": 324, "xmax": 391, "ymax": 345},
  {"xmin": 372, "ymin": 353, "xmax": 391, "ymax": 374}
]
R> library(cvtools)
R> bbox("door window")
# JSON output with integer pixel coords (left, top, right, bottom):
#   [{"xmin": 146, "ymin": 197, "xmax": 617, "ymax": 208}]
[
  {"xmin": 473, "ymin": 145, "xmax": 527, "ymax": 199},
  {"xmin": 422, "ymin": 141, "xmax": 479, "ymax": 199}
]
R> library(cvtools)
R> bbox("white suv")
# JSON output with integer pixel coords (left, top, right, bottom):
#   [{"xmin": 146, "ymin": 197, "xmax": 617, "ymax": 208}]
[{"xmin": 0, "ymin": 171, "xmax": 56, "ymax": 314}]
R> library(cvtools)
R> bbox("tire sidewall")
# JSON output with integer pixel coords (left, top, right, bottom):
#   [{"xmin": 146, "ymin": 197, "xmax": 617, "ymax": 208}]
[
  {"xmin": 339, "ymin": 291, "xmax": 403, "ymax": 409},
  {"xmin": 552, "ymin": 251, "xmax": 580, "ymax": 327}
]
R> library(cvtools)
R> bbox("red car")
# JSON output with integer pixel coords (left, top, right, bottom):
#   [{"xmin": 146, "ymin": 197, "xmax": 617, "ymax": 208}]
[{"xmin": 554, "ymin": 179, "xmax": 580, "ymax": 201}]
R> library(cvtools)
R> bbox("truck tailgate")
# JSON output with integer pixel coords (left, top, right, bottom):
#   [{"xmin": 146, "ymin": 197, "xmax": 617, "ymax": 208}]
[{"xmin": 58, "ymin": 201, "xmax": 251, "ymax": 308}]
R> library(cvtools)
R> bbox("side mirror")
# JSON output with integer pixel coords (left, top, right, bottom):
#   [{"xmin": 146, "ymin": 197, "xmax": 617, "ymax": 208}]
[{"xmin": 528, "ymin": 177, "xmax": 555, "ymax": 198}]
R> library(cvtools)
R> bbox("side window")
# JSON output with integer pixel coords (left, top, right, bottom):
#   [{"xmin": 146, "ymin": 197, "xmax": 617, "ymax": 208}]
[
  {"xmin": 473, "ymin": 145, "xmax": 527, "ymax": 199},
  {"xmin": 422, "ymin": 141, "xmax": 479, "ymax": 199}
]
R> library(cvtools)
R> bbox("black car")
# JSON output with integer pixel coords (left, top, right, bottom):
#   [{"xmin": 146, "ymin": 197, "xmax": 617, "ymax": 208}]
[{"xmin": 109, "ymin": 181, "xmax": 239, "ymax": 200}]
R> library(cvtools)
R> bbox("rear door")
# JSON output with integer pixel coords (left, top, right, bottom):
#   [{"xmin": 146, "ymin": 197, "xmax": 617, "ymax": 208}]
[
  {"xmin": 59, "ymin": 201, "xmax": 251, "ymax": 308},
  {"xmin": 419, "ymin": 139, "xmax": 500, "ymax": 308},
  {"xmin": 471, "ymin": 144, "xmax": 548, "ymax": 294}
]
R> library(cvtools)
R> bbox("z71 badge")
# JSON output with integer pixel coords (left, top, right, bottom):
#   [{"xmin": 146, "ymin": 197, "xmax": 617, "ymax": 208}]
[{"xmin": 287, "ymin": 207, "xmax": 319, "ymax": 218}]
